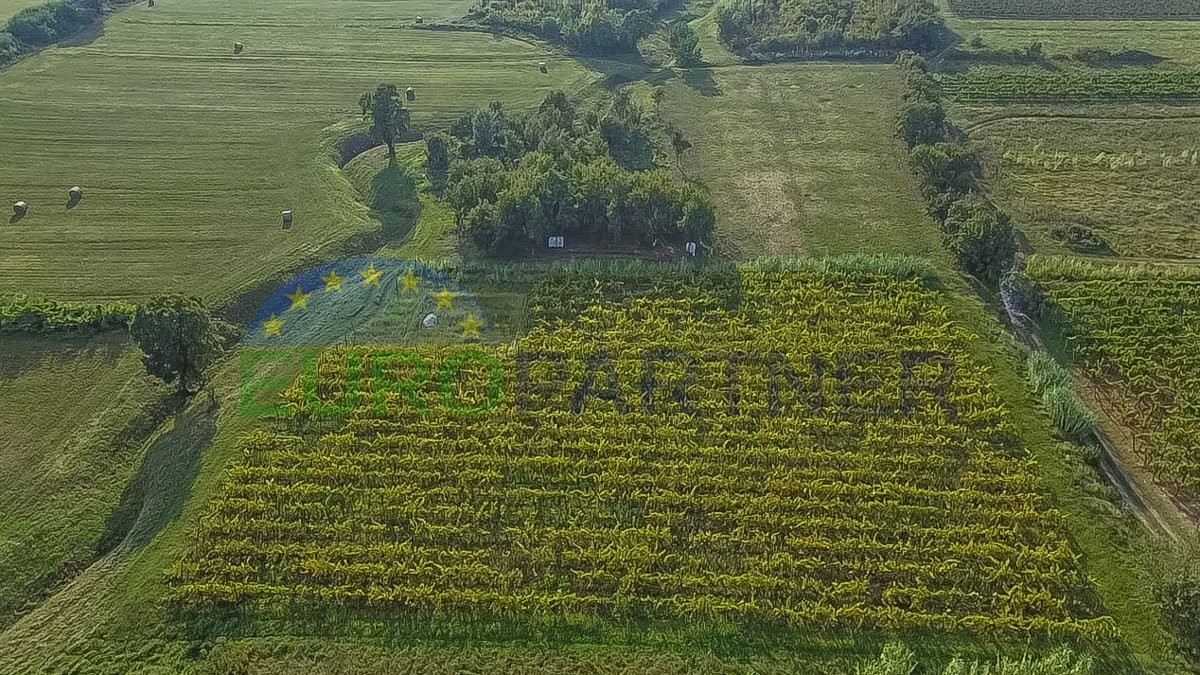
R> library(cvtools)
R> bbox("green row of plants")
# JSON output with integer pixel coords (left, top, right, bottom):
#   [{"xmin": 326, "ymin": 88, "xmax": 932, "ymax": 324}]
[
  {"xmin": 948, "ymin": 0, "xmax": 1200, "ymax": 19},
  {"xmin": 0, "ymin": 294, "xmax": 134, "ymax": 333},
  {"xmin": 938, "ymin": 67, "xmax": 1200, "ymax": 103},
  {"xmin": 1, "ymin": 0, "xmax": 102, "ymax": 68},
  {"xmin": 896, "ymin": 53, "xmax": 1016, "ymax": 286}
]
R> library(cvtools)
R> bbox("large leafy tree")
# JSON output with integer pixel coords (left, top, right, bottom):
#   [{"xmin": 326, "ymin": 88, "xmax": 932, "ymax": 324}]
[
  {"xmin": 358, "ymin": 84, "xmax": 411, "ymax": 158},
  {"xmin": 129, "ymin": 295, "xmax": 223, "ymax": 394}
]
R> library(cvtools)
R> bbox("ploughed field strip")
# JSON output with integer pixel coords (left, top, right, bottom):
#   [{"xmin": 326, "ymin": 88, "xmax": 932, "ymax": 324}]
[
  {"xmin": 173, "ymin": 270, "xmax": 1112, "ymax": 637},
  {"xmin": 1027, "ymin": 259, "xmax": 1200, "ymax": 503}
]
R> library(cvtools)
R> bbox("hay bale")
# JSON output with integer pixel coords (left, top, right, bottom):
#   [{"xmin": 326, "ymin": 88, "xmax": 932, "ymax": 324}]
[
  {"xmin": 147, "ymin": 0, "xmax": 154, "ymax": 6},
  {"xmin": 414, "ymin": 15, "xmax": 423, "ymax": 23},
  {"xmin": 538, "ymin": 61, "xmax": 547, "ymax": 73},
  {"xmin": 13, "ymin": 201, "xmax": 27, "ymax": 215},
  {"xmin": 405, "ymin": 87, "xmax": 415, "ymax": 102},
  {"xmin": 281, "ymin": 210, "xmax": 293, "ymax": 229},
  {"xmin": 422, "ymin": 313, "xmax": 437, "ymax": 328},
  {"xmin": 233, "ymin": 41, "xmax": 244, "ymax": 54},
  {"xmin": 69, "ymin": 186, "xmax": 83, "ymax": 199}
]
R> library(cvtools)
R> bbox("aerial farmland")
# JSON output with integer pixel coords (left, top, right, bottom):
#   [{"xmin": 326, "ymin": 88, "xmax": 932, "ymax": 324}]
[{"xmin": 1, "ymin": 0, "xmax": 1200, "ymax": 672}]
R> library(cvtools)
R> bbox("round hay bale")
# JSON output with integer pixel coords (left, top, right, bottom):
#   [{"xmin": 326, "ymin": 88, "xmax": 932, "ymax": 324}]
[
  {"xmin": 414, "ymin": 15, "xmax": 423, "ymax": 23},
  {"xmin": 69, "ymin": 186, "xmax": 83, "ymax": 199},
  {"xmin": 405, "ymin": 87, "xmax": 415, "ymax": 102},
  {"xmin": 233, "ymin": 41, "xmax": 244, "ymax": 54},
  {"xmin": 147, "ymin": 0, "xmax": 154, "ymax": 6},
  {"xmin": 538, "ymin": 61, "xmax": 548, "ymax": 73},
  {"xmin": 281, "ymin": 210, "xmax": 294, "ymax": 229},
  {"xmin": 13, "ymin": 201, "xmax": 27, "ymax": 214},
  {"xmin": 422, "ymin": 313, "xmax": 438, "ymax": 328}
]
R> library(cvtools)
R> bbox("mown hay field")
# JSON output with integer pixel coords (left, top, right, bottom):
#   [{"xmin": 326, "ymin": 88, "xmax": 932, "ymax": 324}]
[
  {"xmin": 969, "ymin": 116, "xmax": 1200, "ymax": 260},
  {"xmin": 644, "ymin": 65, "xmax": 945, "ymax": 264},
  {"xmin": 0, "ymin": 333, "xmax": 164, "ymax": 624},
  {"xmin": 0, "ymin": 0, "xmax": 593, "ymax": 302}
]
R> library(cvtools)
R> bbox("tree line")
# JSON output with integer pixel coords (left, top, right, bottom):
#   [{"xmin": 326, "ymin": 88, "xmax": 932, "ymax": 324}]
[
  {"xmin": 469, "ymin": 0, "xmax": 669, "ymax": 55},
  {"xmin": 896, "ymin": 52, "xmax": 1016, "ymax": 285},
  {"xmin": 1, "ymin": 0, "xmax": 102, "ymax": 67},
  {"xmin": 427, "ymin": 92, "xmax": 714, "ymax": 258}
]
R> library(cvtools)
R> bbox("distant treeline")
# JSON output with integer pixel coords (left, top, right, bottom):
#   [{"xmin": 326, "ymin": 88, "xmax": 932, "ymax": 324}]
[
  {"xmin": 0, "ymin": 294, "xmax": 134, "ymax": 333},
  {"xmin": 716, "ymin": 0, "xmax": 948, "ymax": 62},
  {"xmin": 468, "ymin": 0, "xmax": 670, "ymax": 54},
  {"xmin": 430, "ymin": 91, "xmax": 714, "ymax": 258},
  {"xmin": 1, "ymin": 0, "xmax": 102, "ymax": 67}
]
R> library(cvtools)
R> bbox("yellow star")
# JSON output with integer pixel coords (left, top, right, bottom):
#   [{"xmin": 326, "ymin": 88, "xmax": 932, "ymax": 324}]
[
  {"xmin": 360, "ymin": 263, "xmax": 383, "ymax": 288},
  {"xmin": 433, "ymin": 286, "xmax": 456, "ymax": 311},
  {"xmin": 322, "ymin": 269, "xmax": 345, "ymax": 293},
  {"xmin": 286, "ymin": 285, "xmax": 311, "ymax": 311},
  {"xmin": 400, "ymin": 268, "xmax": 420, "ymax": 293},
  {"xmin": 459, "ymin": 312, "xmax": 484, "ymax": 338},
  {"xmin": 262, "ymin": 314, "xmax": 285, "ymax": 338}
]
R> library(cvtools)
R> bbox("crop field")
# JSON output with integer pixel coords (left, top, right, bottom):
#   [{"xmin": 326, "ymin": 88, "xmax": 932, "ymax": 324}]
[
  {"xmin": 0, "ymin": 0, "xmax": 593, "ymax": 302},
  {"xmin": 173, "ymin": 268, "xmax": 1113, "ymax": 639},
  {"xmin": 938, "ymin": 68, "xmax": 1200, "ymax": 103},
  {"xmin": 1026, "ymin": 258, "xmax": 1200, "ymax": 504},
  {"xmin": 646, "ymin": 65, "xmax": 944, "ymax": 264},
  {"xmin": 968, "ymin": 116, "xmax": 1200, "ymax": 259},
  {"xmin": 948, "ymin": 0, "xmax": 1200, "ymax": 19},
  {"xmin": 0, "ymin": 333, "xmax": 163, "ymax": 623}
]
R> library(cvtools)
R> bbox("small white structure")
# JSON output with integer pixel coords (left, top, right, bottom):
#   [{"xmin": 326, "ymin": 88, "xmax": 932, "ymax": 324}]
[
  {"xmin": 281, "ymin": 210, "xmax": 294, "ymax": 230},
  {"xmin": 548, "ymin": 236, "xmax": 564, "ymax": 249},
  {"xmin": 685, "ymin": 241, "xmax": 697, "ymax": 256},
  {"xmin": 422, "ymin": 313, "xmax": 438, "ymax": 328}
]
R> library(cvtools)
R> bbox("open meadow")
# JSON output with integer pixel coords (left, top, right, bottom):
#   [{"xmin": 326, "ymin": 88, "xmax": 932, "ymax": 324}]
[
  {"xmin": 0, "ymin": 0, "xmax": 593, "ymax": 302},
  {"xmin": 645, "ymin": 65, "xmax": 945, "ymax": 263}
]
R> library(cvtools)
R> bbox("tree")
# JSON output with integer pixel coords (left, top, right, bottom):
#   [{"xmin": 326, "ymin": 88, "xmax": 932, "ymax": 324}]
[
  {"xmin": 666, "ymin": 22, "xmax": 703, "ymax": 67},
  {"xmin": 650, "ymin": 86, "xmax": 665, "ymax": 112},
  {"xmin": 129, "ymin": 295, "xmax": 223, "ymax": 394},
  {"xmin": 425, "ymin": 132, "xmax": 451, "ymax": 194},
  {"xmin": 910, "ymin": 142, "xmax": 980, "ymax": 197},
  {"xmin": 358, "ymin": 84, "xmax": 410, "ymax": 158},
  {"xmin": 671, "ymin": 128, "xmax": 692, "ymax": 173},
  {"xmin": 941, "ymin": 195, "xmax": 1016, "ymax": 285}
]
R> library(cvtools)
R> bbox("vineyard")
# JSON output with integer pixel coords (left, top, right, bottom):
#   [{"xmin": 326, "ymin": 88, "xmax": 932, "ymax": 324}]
[
  {"xmin": 948, "ymin": 0, "xmax": 1200, "ymax": 19},
  {"xmin": 938, "ymin": 68, "xmax": 1200, "ymax": 103},
  {"xmin": 173, "ymin": 268, "xmax": 1114, "ymax": 640},
  {"xmin": 1026, "ymin": 258, "xmax": 1200, "ymax": 504}
]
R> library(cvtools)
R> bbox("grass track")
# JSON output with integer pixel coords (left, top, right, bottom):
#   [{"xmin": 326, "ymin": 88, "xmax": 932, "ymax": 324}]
[
  {"xmin": 0, "ymin": 0, "xmax": 593, "ymax": 302},
  {"xmin": 643, "ymin": 64, "xmax": 946, "ymax": 265}
]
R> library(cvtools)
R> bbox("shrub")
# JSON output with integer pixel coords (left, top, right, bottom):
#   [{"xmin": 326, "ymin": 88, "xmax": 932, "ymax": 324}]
[
  {"xmin": 425, "ymin": 132, "xmax": 451, "ymax": 194},
  {"xmin": 940, "ymin": 195, "xmax": 1016, "ymax": 284},
  {"xmin": 1158, "ymin": 575, "xmax": 1200, "ymax": 664},
  {"xmin": 667, "ymin": 22, "xmax": 703, "ymax": 67},
  {"xmin": 911, "ymin": 142, "xmax": 981, "ymax": 196},
  {"xmin": 0, "ymin": 295, "xmax": 134, "ymax": 333},
  {"xmin": 898, "ymin": 100, "xmax": 946, "ymax": 147}
]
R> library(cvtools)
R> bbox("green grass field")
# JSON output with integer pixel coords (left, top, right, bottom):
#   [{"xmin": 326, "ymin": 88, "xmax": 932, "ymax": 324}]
[
  {"xmin": 0, "ymin": 0, "xmax": 593, "ymax": 303},
  {"xmin": 0, "ymin": 0, "xmax": 42, "ymax": 23},
  {"xmin": 642, "ymin": 64, "xmax": 946, "ymax": 264},
  {"xmin": 0, "ymin": 333, "xmax": 165, "ymax": 626}
]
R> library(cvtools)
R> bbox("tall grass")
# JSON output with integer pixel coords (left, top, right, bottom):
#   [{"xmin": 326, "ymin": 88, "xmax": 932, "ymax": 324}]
[
  {"xmin": 1027, "ymin": 350, "xmax": 1097, "ymax": 439},
  {"xmin": 856, "ymin": 642, "xmax": 1094, "ymax": 675}
]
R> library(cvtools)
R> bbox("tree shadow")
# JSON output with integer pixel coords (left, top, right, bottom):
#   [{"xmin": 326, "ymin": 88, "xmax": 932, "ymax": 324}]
[
  {"xmin": 682, "ymin": 68, "xmax": 721, "ymax": 96},
  {"xmin": 0, "ymin": 332, "xmax": 126, "ymax": 381},
  {"xmin": 370, "ymin": 157, "xmax": 421, "ymax": 244},
  {"xmin": 96, "ymin": 397, "xmax": 216, "ymax": 553}
]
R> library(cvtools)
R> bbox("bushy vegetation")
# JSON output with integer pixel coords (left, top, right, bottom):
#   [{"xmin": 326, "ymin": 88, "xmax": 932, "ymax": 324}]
[
  {"xmin": 129, "ymin": 295, "xmax": 226, "ymax": 394},
  {"xmin": 0, "ymin": 294, "xmax": 133, "ymax": 333},
  {"xmin": 716, "ymin": 0, "xmax": 947, "ymax": 61},
  {"xmin": 896, "ymin": 54, "xmax": 1016, "ymax": 284},
  {"xmin": 175, "ymin": 269, "xmax": 1113, "ymax": 639},
  {"xmin": 440, "ymin": 92, "xmax": 714, "ymax": 257},
  {"xmin": 0, "ymin": 0, "xmax": 101, "ymax": 67},
  {"xmin": 470, "ymin": 0, "xmax": 667, "ymax": 54}
]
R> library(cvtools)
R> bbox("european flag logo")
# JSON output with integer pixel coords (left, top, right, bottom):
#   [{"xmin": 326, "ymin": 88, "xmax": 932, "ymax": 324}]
[{"xmin": 243, "ymin": 257, "xmax": 492, "ymax": 347}]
